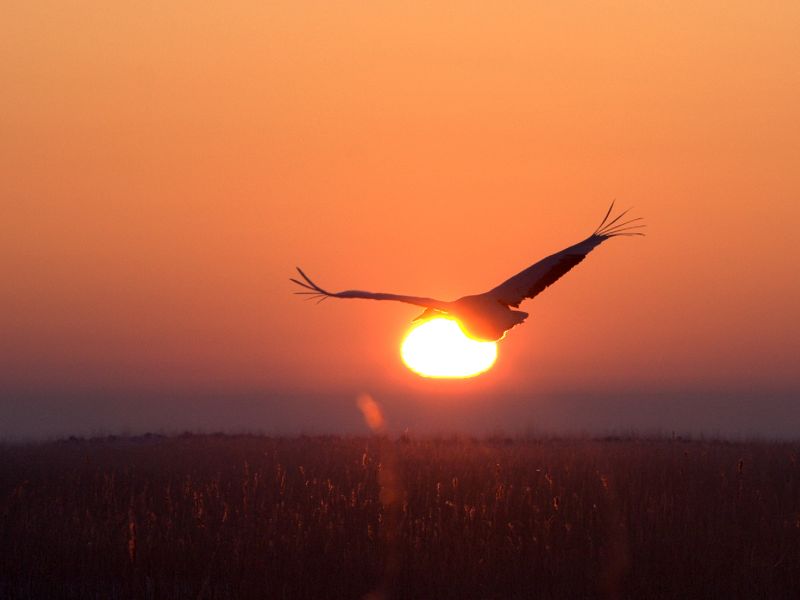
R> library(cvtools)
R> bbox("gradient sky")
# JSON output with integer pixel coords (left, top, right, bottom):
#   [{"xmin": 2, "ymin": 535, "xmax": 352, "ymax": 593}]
[{"xmin": 2, "ymin": 2, "xmax": 799, "ymax": 439}]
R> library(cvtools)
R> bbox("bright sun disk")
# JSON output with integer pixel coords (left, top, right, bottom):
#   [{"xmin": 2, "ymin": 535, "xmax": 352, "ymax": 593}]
[{"xmin": 401, "ymin": 317, "xmax": 498, "ymax": 378}]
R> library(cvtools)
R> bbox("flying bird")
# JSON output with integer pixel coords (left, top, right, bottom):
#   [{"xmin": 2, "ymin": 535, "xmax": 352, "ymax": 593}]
[{"xmin": 292, "ymin": 203, "xmax": 644, "ymax": 342}]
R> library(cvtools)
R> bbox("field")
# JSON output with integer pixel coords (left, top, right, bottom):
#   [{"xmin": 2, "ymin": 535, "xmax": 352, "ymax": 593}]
[{"xmin": 1, "ymin": 435, "xmax": 799, "ymax": 599}]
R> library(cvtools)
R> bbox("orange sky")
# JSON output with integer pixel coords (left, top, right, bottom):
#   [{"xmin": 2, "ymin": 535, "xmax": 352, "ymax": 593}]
[{"xmin": 2, "ymin": 2, "xmax": 799, "ymax": 438}]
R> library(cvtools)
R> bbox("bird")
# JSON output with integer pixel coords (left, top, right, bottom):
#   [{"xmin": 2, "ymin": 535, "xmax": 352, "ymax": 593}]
[{"xmin": 291, "ymin": 203, "xmax": 644, "ymax": 342}]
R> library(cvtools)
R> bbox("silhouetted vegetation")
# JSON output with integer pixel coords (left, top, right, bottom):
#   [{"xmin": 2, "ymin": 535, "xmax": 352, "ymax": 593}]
[{"xmin": 1, "ymin": 435, "xmax": 799, "ymax": 598}]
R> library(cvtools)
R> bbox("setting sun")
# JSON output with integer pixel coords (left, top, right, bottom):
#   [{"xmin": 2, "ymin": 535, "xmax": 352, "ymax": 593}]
[{"xmin": 400, "ymin": 318, "xmax": 498, "ymax": 378}]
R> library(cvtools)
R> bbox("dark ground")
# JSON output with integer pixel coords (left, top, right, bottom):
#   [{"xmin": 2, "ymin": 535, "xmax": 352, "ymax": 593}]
[{"xmin": 1, "ymin": 434, "xmax": 799, "ymax": 599}]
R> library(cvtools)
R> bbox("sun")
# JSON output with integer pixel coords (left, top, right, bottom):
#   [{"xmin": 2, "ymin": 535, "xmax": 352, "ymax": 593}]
[{"xmin": 401, "ymin": 317, "xmax": 498, "ymax": 378}]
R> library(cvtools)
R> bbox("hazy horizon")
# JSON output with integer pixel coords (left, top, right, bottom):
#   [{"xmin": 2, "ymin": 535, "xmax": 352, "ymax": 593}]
[{"xmin": 3, "ymin": 387, "xmax": 798, "ymax": 442}]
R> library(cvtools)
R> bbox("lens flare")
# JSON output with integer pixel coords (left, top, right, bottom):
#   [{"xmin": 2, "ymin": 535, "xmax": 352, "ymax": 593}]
[{"xmin": 401, "ymin": 317, "xmax": 498, "ymax": 378}]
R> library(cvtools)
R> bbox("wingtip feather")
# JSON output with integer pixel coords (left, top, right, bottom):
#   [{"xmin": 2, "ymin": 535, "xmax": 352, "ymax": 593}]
[
  {"xmin": 594, "ymin": 204, "xmax": 645, "ymax": 238},
  {"xmin": 595, "ymin": 200, "xmax": 616, "ymax": 233}
]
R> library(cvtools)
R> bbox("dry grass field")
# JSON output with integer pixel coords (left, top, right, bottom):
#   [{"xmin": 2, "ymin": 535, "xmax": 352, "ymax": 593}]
[{"xmin": 1, "ymin": 434, "xmax": 799, "ymax": 598}]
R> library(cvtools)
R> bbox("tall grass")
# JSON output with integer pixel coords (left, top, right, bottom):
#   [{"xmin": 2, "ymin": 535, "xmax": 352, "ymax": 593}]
[{"xmin": 1, "ymin": 435, "xmax": 799, "ymax": 598}]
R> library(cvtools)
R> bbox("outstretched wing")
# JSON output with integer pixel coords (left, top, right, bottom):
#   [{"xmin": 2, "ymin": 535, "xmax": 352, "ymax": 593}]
[
  {"xmin": 291, "ymin": 267, "xmax": 447, "ymax": 309},
  {"xmin": 485, "ymin": 203, "xmax": 644, "ymax": 308}
]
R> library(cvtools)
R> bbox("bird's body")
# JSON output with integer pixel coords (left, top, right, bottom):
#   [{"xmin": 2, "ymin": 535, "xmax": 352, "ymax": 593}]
[
  {"xmin": 292, "ymin": 203, "xmax": 643, "ymax": 341},
  {"xmin": 429, "ymin": 295, "xmax": 530, "ymax": 342}
]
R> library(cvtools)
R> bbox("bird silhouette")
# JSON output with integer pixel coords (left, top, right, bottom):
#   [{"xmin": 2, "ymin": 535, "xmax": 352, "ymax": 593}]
[{"xmin": 292, "ymin": 203, "xmax": 644, "ymax": 342}]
